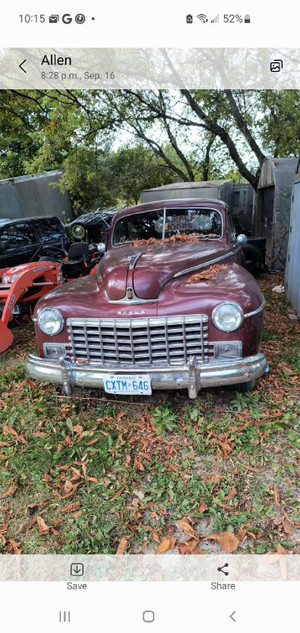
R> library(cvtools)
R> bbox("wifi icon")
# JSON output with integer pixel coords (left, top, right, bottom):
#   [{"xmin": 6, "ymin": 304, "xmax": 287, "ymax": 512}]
[{"xmin": 197, "ymin": 13, "xmax": 208, "ymax": 22}]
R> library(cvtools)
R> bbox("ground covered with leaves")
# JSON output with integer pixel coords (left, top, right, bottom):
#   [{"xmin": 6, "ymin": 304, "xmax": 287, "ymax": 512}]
[{"xmin": 0, "ymin": 274, "xmax": 299, "ymax": 556}]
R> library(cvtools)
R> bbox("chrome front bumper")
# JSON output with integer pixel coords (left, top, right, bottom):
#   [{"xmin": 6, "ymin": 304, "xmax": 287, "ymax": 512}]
[{"xmin": 25, "ymin": 353, "xmax": 267, "ymax": 399}]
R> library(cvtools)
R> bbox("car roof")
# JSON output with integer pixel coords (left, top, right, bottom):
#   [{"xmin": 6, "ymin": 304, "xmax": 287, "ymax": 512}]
[
  {"xmin": 0, "ymin": 216, "xmax": 62, "ymax": 228},
  {"xmin": 112, "ymin": 198, "xmax": 228, "ymax": 222}
]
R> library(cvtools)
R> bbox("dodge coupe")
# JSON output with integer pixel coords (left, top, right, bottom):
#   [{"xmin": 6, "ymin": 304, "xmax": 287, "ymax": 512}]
[{"xmin": 26, "ymin": 199, "xmax": 267, "ymax": 398}]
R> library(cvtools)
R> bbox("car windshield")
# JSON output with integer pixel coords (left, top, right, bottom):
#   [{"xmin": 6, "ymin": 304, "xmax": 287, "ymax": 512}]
[{"xmin": 113, "ymin": 208, "xmax": 223, "ymax": 245}]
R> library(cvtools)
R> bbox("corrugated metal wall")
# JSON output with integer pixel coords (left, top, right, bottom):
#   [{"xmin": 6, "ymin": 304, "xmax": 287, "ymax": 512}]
[
  {"xmin": 285, "ymin": 173, "xmax": 300, "ymax": 317},
  {"xmin": 0, "ymin": 171, "xmax": 73, "ymax": 222}
]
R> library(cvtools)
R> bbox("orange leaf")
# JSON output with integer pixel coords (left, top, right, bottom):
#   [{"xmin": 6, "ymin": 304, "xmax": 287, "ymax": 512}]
[
  {"xmin": 36, "ymin": 516, "xmax": 50, "ymax": 535},
  {"xmin": 3, "ymin": 425, "xmax": 18, "ymax": 437},
  {"xmin": 64, "ymin": 480, "xmax": 74, "ymax": 493},
  {"xmin": 156, "ymin": 536, "xmax": 176, "ymax": 554},
  {"xmin": 116, "ymin": 537, "xmax": 128, "ymax": 555},
  {"xmin": 277, "ymin": 544, "xmax": 286, "ymax": 555},
  {"xmin": 243, "ymin": 465, "xmax": 264, "ymax": 473},
  {"xmin": 197, "ymin": 501, "xmax": 208, "ymax": 514},
  {"xmin": 178, "ymin": 518, "xmax": 199, "ymax": 539},
  {"xmin": 73, "ymin": 425, "xmax": 83, "ymax": 435},
  {"xmin": 61, "ymin": 501, "xmax": 80, "ymax": 514},
  {"xmin": 224, "ymin": 487, "xmax": 237, "ymax": 502},
  {"xmin": 205, "ymin": 531, "xmax": 240, "ymax": 553},
  {"xmin": 0, "ymin": 485, "xmax": 16, "ymax": 498},
  {"xmin": 7, "ymin": 539, "xmax": 22, "ymax": 554}
]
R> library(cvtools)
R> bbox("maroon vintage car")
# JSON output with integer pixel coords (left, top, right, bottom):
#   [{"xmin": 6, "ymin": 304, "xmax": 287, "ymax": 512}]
[{"xmin": 26, "ymin": 199, "xmax": 267, "ymax": 398}]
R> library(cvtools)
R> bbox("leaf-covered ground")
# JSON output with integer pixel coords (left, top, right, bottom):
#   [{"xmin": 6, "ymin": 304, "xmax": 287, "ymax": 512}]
[{"xmin": 0, "ymin": 274, "xmax": 299, "ymax": 555}]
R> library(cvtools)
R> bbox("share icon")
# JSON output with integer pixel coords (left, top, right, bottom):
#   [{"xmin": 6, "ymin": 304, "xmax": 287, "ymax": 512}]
[{"xmin": 217, "ymin": 563, "xmax": 229, "ymax": 576}]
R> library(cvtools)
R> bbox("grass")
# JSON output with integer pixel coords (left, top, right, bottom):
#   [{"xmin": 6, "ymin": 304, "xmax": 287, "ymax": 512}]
[{"xmin": 0, "ymin": 274, "xmax": 299, "ymax": 555}]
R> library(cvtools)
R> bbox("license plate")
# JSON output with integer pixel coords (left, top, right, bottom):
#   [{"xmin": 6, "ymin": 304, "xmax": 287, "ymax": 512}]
[{"xmin": 103, "ymin": 374, "xmax": 152, "ymax": 395}]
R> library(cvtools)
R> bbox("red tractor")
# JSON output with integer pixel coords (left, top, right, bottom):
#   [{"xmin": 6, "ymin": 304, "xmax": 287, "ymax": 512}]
[{"xmin": 0, "ymin": 243, "xmax": 100, "ymax": 353}]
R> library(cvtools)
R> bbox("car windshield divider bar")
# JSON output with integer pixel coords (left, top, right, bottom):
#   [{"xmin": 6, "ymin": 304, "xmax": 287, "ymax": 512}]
[{"xmin": 162, "ymin": 207, "xmax": 166, "ymax": 240}]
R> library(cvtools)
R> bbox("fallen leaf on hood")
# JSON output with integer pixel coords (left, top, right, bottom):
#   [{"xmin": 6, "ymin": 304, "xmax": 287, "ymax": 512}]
[
  {"xmin": 116, "ymin": 537, "xmax": 129, "ymax": 555},
  {"xmin": 204, "ymin": 531, "xmax": 240, "ymax": 553},
  {"xmin": 156, "ymin": 536, "xmax": 177, "ymax": 554},
  {"xmin": 36, "ymin": 516, "xmax": 50, "ymax": 535},
  {"xmin": 186, "ymin": 264, "xmax": 235, "ymax": 284}
]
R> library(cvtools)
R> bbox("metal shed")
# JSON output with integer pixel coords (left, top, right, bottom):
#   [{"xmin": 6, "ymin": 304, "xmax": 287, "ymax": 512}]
[
  {"xmin": 285, "ymin": 162, "xmax": 300, "ymax": 317},
  {"xmin": 141, "ymin": 180, "xmax": 254, "ymax": 232},
  {"xmin": 254, "ymin": 157, "xmax": 299, "ymax": 271},
  {"xmin": 0, "ymin": 170, "xmax": 73, "ymax": 223},
  {"xmin": 140, "ymin": 179, "xmax": 234, "ymax": 204}
]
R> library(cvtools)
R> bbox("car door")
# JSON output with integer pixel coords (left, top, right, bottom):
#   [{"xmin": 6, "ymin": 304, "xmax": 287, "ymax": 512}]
[{"xmin": 0, "ymin": 222, "xmax": 39, "ymax": 268}]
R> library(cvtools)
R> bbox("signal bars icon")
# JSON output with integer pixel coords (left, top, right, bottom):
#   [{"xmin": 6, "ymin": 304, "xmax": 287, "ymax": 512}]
[{"xmin": 211, "ymin": 14, "xmax": 219, "ymax": 22}]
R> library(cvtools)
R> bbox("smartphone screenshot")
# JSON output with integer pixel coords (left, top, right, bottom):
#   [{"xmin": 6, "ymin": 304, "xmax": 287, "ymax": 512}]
[{"xmin": 0, "ymin": 1, "xmax": 299, "ymax": 631}]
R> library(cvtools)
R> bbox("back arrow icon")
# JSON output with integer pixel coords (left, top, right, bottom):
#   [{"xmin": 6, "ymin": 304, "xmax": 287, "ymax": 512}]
[
  {"xmin": 230, "ymin": 611, "xmax": 237, "ymax": 622},
  {"xmin": 19, "ymin": 60, "xmax": 27, "ymax": 73}
]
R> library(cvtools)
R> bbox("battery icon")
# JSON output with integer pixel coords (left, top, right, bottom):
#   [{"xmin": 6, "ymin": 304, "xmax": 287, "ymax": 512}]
[{"xmin": 244, "ymin": 14, "xmax": 251, "ymax": 23}]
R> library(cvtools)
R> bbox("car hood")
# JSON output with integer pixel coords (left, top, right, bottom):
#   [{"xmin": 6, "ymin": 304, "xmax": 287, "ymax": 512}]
[{"xmin": 98, "ymin": 240, "xmax": 232, "ymax": 301}]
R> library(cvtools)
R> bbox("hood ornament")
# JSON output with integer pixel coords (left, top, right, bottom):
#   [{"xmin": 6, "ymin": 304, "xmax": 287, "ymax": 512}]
[{"xmin": 126, "ymin": 287, "xmax": 134, "ymax": 300}]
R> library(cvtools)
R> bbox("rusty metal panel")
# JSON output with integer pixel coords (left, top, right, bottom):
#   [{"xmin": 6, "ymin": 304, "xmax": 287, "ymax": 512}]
[
  {"xmin": 257, "ymin": 158, "xmax": 299, "ymax": 271},
  {"xmin": 285, "ymin": 179, "xmax": 300, "ymax": 317}
]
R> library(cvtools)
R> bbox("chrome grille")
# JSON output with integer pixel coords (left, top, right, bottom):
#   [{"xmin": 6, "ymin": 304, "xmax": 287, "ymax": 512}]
[{"xmin": 66, "ymin": 315, "xmax": 215, "ymax": 367}]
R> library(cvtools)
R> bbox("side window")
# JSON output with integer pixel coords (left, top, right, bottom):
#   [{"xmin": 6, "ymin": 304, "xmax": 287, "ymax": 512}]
[
  {"xmin": 227, "ymin": 211, "xmax": 236, "ymax": 240},
  {"xmin": 34, "ymin": 219, "xmax": 63, "ymax": 244},
  {"xmin": 1, "ymin": 223, "xmax": 37, "ymax": 248}
]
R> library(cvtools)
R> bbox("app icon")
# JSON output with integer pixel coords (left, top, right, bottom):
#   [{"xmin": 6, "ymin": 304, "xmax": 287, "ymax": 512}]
[
  {"xmin": 75, "ymin": 14, "xmax": 86, "ymax": 24},
  {"xmin": 186, "ymin": 14, "xmax": 193, "ymax": 24},
  {"xmin": 49, "ymin": 15, "xmax": 59, "ymax": 23},
  {"xmin": 62, "ymin": 14, "xmax": 72, "ymax": 24}
]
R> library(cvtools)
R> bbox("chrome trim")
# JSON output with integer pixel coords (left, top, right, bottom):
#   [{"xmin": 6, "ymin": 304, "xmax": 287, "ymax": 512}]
[
  {"xmin": 162, "ymin": 207, "xmax": 166, "ymax": 240},
  {"xmin": 25, "ymin": 352, "xmax": 268, "ymax": 400},
  {"xmin": 174, "ymin": 249, "xmax": 236, "ymax": 279},
  {"xmin": 108, "ymin": 291, "xmax": 157, "ymax": 305},
  {"xmin": 65, "ymin": 314, "xmax": 212, "ymax": 368},
  {"xmin": 244, "ymin": 298, "xmax": 266, "ymax": 319},
  {"xmin": 128, "ymin": 253, "xmax": 141, "ymax": 270}
]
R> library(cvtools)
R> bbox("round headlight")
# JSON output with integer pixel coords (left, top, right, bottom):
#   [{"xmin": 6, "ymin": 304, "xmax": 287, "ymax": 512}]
[
  {"xmin": 72, "ymin": 224, "xmax": 85, "ymax": 240},
  {"xmin": 212, "ymin": 302, "xmax": 244, "ymax": 332},
  {"xmin": 37, "ymin": 308, "xmax": 64, "ymax": 336}
]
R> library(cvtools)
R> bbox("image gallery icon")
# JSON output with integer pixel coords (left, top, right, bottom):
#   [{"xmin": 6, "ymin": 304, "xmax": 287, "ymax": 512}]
[{"xmin": 270, "ymin": 59, "xmax": 284, "ymax": 72}]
